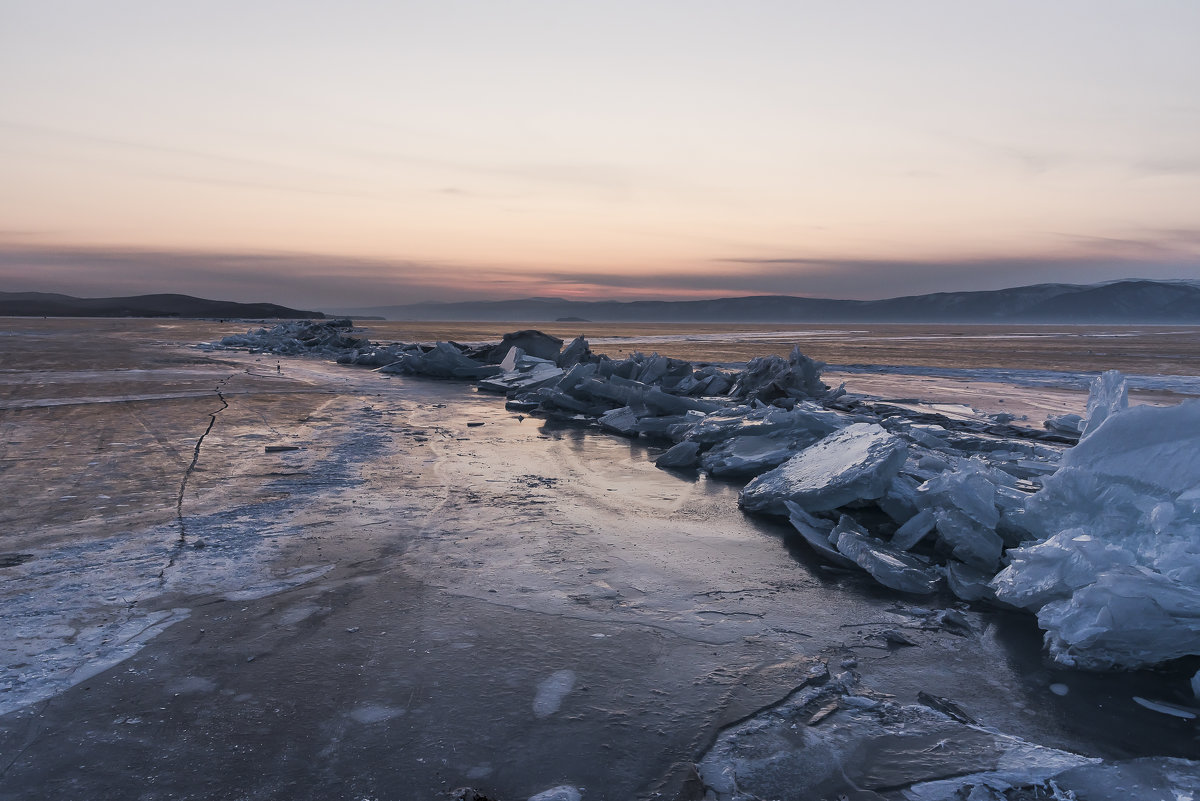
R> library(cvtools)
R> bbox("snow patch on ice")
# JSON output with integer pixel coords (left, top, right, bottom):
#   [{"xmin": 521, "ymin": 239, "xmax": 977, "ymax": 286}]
[
  {"xmin": 532, "ymin": 669, "xmax": 577, "ymax": 718},
  {"xmin": 528, "ymin": 786, "xmax": 582, "ymax": 801}
]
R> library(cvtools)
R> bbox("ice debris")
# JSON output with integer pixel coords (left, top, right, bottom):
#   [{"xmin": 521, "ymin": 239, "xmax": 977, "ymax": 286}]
[
  {"xmin": 832, "ymin": 515, "xmax": 941, "ymax": 594},
  {"xmin": 697, "ymin": 664, "xmax": 1200, "ymax": 801},
  {"xmin": 993, "ymin": 397, "xmax": 1200, "ymax": 668},
  {"xmin": 212, "ymin": 318, "xmax": 368, "ymax": 356},
  {"xmin": 211, "ymin": 324, "xmax": 1200, "ymax": 669}
]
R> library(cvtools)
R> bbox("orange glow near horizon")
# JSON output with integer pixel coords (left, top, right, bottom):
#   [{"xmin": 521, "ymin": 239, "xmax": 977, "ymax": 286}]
[{"xmin": 1, "ymin": 3, "xmax": 1197, "ymax": 307}]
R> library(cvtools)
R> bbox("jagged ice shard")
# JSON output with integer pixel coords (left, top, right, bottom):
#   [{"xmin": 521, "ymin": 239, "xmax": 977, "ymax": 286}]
[{"xmin": 992, "ymin": 387, "xmax": 1200, "ymax": 668}]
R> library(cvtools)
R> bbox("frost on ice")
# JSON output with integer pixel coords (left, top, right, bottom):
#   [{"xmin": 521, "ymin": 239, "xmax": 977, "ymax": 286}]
[
  {"xmin": 210, "ymin": 325, "xmax": 1200, "ymax": 670},
  {"xmin": 739, "ymin": 423, "xmax": 908, "ymax": 515}
]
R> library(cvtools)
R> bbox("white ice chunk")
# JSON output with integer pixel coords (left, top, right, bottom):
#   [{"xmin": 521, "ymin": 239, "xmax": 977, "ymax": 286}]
[
  {"xmin": 739, "ymin": 423, "xmax": 908, "ymax": 515},
  {"xmin": 499, "ymin": 346, "xmax": 525, "ymax": 372},
  {"xmin": 1080, "ymin": 369, "xmax": 1128, "ymax": 439},
  {"xmin": 477, "ymin": 362, "xmax": 564, "ymax": 394},
  {"xmin": 1045, "ymin": 412, "xmax": 1083, "ymax": 436},
  {"xmin": 556, "ymin": 335, "xmax": 593, "ymax": 368},
  {"xmin": 381, "ymin": 341, "xmax": 502, "ymax": 379},
  {"xmin": 532, "ymin": 669, "xmax": 576, "ymax": 718},
  {"xmin": 1037, "ymin": 568, "xmax": 1200, "ymax": 669},
  {"xmin": 916, "ymin": 462, "xmax": 1005, "ymax": 571},
  {"xmin": 528, "ymin": 787, "xmax": 582, "ymax": 801},
  {"xmin": 728, "ymin": 346, "xmax": 828, "ymax": 402},
  {"xmin": 1049, "ymin": 400, "xmax": 1200, "ymax": 499},
  {"xmin": 991, "ymin": 398, "xmax": 1200, "ymax": 668},
  {"xmin": 833, "ymin": 516, "xmax": 941, "ymax": 595},
  {"xmin": 991, "ymin": 530, "xmax": 1137, "ymax": 610},
  {"xmin": 1131, "ymin": 696, "xmax": 1197, "ymax": 719}
]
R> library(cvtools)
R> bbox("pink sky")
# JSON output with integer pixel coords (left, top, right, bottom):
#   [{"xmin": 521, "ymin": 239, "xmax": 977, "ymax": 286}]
[{"xmin": 2, "ymin": 1, "xmax": 1198, "ymax": 308}]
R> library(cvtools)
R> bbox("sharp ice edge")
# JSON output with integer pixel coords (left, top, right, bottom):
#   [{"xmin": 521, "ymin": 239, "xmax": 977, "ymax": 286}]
[
  {"xmin": 695, "ymin": 665, "xmax": 1199, "ymax": 801},
  {"xmin": 212, "ymin": 328, "xmax": 1200, "ymax": 671}
]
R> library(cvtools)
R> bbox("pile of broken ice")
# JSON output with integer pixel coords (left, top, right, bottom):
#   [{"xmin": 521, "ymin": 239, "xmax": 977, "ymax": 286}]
[
  {"xmin": 211, "ymin": 318, "xmax": 371, "ymax": 356},
  {"xmin": 210, "ymin": 325, "xmax": 1200, "ymax": 671}
]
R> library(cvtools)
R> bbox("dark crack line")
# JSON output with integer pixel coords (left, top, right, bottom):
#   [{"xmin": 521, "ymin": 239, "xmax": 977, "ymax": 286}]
[{"xmin": 174, "ymin": 380, "xmax": 230, "ymax": 546}]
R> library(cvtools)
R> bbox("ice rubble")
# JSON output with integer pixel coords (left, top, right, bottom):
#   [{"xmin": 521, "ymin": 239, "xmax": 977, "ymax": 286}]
[
  {"xmin": 213, "ymin": 318, "xmax": 369, "ymax": 356},
  {"xmin": 696, "ymin": 659, "xmax": 1200, "ymax": 801},
  {"xmin": 210, "ymin": 327, "xmax": 1200, "ymax": 669},
  {"xmin": 991, "ymin": 383, "xmax": 1200, "ymax": 669}
]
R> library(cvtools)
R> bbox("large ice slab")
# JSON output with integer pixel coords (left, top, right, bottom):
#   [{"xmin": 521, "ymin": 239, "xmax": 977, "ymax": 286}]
[
  {"xmin": 739, "ymin": 423, "xmax": 908, "ymax": 515},
  {"xmin": 479, "ymin": 330, "xmax": 564, "ymax": 363},
  {"xmin": 477, "ymin": 357, "xmax": 564, "ymax": 395}
]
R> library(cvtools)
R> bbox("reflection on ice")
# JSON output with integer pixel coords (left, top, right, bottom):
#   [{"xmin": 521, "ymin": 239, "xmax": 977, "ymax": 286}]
[{"xmin": 210, "ymin": 324, "xmax": 1200, "ymax": 673}]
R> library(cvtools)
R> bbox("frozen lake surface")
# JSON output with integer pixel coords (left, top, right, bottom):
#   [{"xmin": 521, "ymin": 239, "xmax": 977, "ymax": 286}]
[{"xmin": 1, "ymin": 319, "xmax": 1197, "ymax": 800}]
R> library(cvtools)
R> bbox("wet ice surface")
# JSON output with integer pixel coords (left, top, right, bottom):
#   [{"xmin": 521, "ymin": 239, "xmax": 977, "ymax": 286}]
[
  {"xmin": 2, "ymin": 321, "xmax": 1199, "ymax": 801},
  {"xmin": 0, "ymin": 375, "xmax": 388, "ymax": 714}
]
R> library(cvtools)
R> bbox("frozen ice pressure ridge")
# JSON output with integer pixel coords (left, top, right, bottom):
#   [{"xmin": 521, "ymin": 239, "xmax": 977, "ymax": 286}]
[
  {"xmin": 210, "ymin": 328, "xmax": 1200, "ymax": 672},
  {"xmin": 993, "ymin": 373, "xmax": 1200, "ymax": 669}
]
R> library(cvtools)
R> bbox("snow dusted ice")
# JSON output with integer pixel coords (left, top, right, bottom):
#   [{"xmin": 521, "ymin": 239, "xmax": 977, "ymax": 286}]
[
  {"xmin": 739, "ymin": 422, "xmax": 908, "ymax": 514},
  {"xmin": 209, "ymin": 323, "xmax": 1200, "ymax": 674}
]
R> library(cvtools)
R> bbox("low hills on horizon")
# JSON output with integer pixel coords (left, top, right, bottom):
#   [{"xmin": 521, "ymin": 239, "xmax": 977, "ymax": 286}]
[
  {"xmin": 339, "ymin": 278, "xmax": 1200, "ymax": 323},
  {"xmin": 1, "ymin": 279, "xmax": 1198, "ymax": 323},
  {"xmin": 0, "ymin": 291, "xmax": 324, "ymax": 320}
]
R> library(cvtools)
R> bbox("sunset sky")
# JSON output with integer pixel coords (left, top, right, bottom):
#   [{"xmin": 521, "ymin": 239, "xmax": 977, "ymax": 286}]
[{"xmin": 2, "ymin": 1, "xmax": 1198, "ymax": 308}]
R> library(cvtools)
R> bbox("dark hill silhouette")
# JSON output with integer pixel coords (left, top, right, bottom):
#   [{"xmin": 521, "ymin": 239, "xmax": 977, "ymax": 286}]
[
  {"xmin": 336, "ymin": 279, "xmax": 1200, "ymax": 323},
  {"xmin": 0, "ymin": 292, "xmax": 324, "ymax": 319}
]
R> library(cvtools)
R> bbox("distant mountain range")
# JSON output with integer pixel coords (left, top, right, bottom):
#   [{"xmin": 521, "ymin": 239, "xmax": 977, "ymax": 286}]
[
  {"xmin": 336, "ymin": 279, "xmax": 1200, "ymax": 323},
  {"xmin": 5, "ymin": 279, "xmax": 1197, "ymax": 323},
  {"xmin": 0, "ymin": 292, "xmax": 323, "ymax": 319}
]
